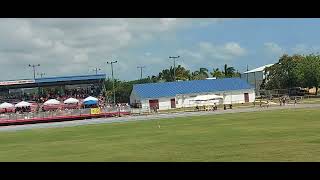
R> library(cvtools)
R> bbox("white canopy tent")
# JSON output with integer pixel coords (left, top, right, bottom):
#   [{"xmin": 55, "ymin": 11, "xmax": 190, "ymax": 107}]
[
  {"xmin": 43, "ymin": 99, "xmax": 61, "ymax": 105},
  {"xmin": 191, "ymin": 94, "xmax": 223, "ymax": 106},
  {"xmin": 193, "ymin": 94, "xmax": 224, "ymax": 101},
  {"xmin": 0, "ymin": 102, "xmax": 14, "ymax": 109},
  {"xmin": 64, "ymin": 98, "xmax": 79, "ymax": 104},
  {"xmin": 15, "ymin": 101, "xmax": 31, "ymax": 108},
  {"xmin": 83, "ymin": 96, "xmax": 98, "ymax": 102}
]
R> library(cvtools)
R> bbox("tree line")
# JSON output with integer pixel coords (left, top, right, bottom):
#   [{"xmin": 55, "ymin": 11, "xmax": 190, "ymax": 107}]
[
  {"xmin": 262, "ymin": 54, "xmax": 320, "ymax": 94},
  {"xmin": 105, "ymin": 64, "xmax": 241, "ymax": 103}
]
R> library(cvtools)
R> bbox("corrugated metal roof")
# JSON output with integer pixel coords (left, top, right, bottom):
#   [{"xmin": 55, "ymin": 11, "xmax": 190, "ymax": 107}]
[
  {"xmin": 132, "ymin": 78, "xmax": 254, "ymax": 99},
  {"xmin": 243, "ymin": 64, "xmax": 274, "ymax": 74},
  {"xmin": 35, "ymin": 74, "xmax": 106, "ymax": 83}
]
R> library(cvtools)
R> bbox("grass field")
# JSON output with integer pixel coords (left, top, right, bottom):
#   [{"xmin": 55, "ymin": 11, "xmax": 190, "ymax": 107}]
[{"xmin": 1, "ymin": 108, "xmax": 320, "ymax": 161}]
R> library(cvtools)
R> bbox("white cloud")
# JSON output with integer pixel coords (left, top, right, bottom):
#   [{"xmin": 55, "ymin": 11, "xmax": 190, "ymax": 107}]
[
  {"xmin": 291, "ymin": 44, "xmax": 320, "ymax": 54},
  {"xmin": 177, "ymin": 49, "xmax": 204, "ymax": 60},
  {"xmin": 264, "ymin": 42, "xmax": 284, "ymax": 55},
  {"xmin": 199, "ymin": 41, "xmax": 246, "ymax": 60},
  {"xmin": 0, "ymin": 18, "xmax": 227, "ymax": 80},
  {"xmin": 175, "ymin": 41, "xmax": 247, "ymax": 72}
]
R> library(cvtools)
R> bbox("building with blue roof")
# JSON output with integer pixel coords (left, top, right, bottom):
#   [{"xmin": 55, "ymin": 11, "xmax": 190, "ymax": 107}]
[
  {"xmin": 130, "ymin": 78, "xmax": 255, "ymax": 111},
  {"xmin": 0, "ymin": 74, "xmax": 106, "ymax": 102}
]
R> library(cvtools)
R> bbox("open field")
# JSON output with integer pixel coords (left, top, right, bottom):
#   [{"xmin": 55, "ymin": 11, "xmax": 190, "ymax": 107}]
[{"xmin": 1, "ymin": 107, "xmax": 320, "ymax": 161}]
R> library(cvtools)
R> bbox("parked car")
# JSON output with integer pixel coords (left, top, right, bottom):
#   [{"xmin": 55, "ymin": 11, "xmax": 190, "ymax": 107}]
[{"xmin": 289, "ymin": 87, "xmax": 307, "ymax": 96}]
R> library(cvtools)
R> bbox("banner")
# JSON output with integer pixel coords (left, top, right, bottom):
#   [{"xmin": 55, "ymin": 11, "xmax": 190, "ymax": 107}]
[
  {"xmin": 0, "ymin": 80, "xmax": 35, "ymax": 86},
  {"xmin": 90, "ymin": 108, "xmax": 101, "ymax": 115}
]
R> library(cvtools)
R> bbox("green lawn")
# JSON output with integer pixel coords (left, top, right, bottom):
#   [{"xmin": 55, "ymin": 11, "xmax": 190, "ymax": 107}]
[{"xmin": 1, "ymin": 108, "xmax": 320, "ymax": 161}]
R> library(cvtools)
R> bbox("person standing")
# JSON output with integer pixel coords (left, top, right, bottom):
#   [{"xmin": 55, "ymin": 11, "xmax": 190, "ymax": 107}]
[
  {"xmin": 279, "ymin": 97, "xmax": 282, "ymax": 106},
  {"xmin": 260, "ymin": 99, "xmax": 262, "ymax": 108}
]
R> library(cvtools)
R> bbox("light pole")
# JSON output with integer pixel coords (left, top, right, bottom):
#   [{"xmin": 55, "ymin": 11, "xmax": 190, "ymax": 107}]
[
  {"xmin": 246, "ymin": 65, "xmax": 249, "ymax": 83},
  {"xmin": 37, "ymin": 72, "xmax": 45, "ymax": 78},
  {"xmin": 93, "ymin": 67, "xmax": 101, "ymax": 75},
  {"xmin": 137, "ymin": 66, "xmax": 146, "ymax": 80},
  {"xmin": 28, "ymin": 64, "xmax": 40, "ymax": 79},
  {"xmin": 107, "ymin": 60, "xmax": 117, "ymax": 105},
  {"xmin": 29, "ymin": 64, "xmax": 40, "ymax": 103},
  {"xmin": 169, "ymin": 56, "xmax": 180, "ymax": 81}
]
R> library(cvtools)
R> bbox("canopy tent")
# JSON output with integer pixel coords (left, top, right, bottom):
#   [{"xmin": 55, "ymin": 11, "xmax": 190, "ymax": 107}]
[
  {"xmin": 193, "ymin": 94, "xmax": 223, "ymax": 101},
  {"xmin": 64, "ymin": 98, "xmax": 79, "ymax": 104},
  {"xmin": 15, "ymin": 101, "xmax": 31, "ymax": 108},
  {"xmin": 43, "ymin": 99, "xmax": 61, "ymax": 105},
  {"xmin": 83, "ymin": 96, "xmax": 98, "ymax": 105},
  {"xmin": 0, "ymin": 102, "xmax": 14, "ymax": 109},
  {"xmin": 84, "ymin": 96, "xmax": 98, "ymax": 102}
]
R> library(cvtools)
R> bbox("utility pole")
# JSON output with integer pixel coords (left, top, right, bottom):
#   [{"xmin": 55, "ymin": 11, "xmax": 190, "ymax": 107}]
[
  {"xmin": 37, "ymin": 72, "xmax": 45, "ymax": 78},
  {"xmin": 29, "ymin": 64, "xmax": 40, "ymax": 103},
  {"xmin": 246, "ymin": 65, "xmax": 249, "ymax": 83},
  {"xmin": 28, "ymin": 64, "xmax": 40, "ymax": 79},
  {"xmin": 169, "ymin": 56, "xmax": 180, "ymax": 81},
  {"xmin": 107, "ymin": 60, "xmax": 118, "ymax": 105},
  {"xmin": 137, "ymin": 66, "xmax": 146, "ymax": 79},
  {"xmin": 93, "ymin": 67, "xmax": 101, "ymax": 75}
]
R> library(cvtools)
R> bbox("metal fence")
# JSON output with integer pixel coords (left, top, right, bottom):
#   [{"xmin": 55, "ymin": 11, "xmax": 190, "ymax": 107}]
[{"xmin": 0, "ymin": 106, "xmax": 131, "ymax": 121}]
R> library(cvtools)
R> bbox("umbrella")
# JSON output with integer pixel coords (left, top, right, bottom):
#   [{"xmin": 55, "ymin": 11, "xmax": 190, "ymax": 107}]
[
  {"xmin": 83, "ymin": 100, "xmax": 98, "ymax": 105},
  {"xmin": 0, "ymin": 102, "xmax": 14, "ymax": 109},
  {"xmin": 83, "ymin": 96, "xmax": 98, "ymax": 105},
  {"xmin": 43, "ymin": 99, "xmax": 61, "ymax": 105},
  {"xmin": 15, "ymin": 101, "xmax": 31, "ymax": 108},
  {"xmin": 64, "ymin": 98, "xmax": 79, "ymax": 104},
  {"xmin": 83, "ymin": 96, "xmax": 98, "ymax": 102}
]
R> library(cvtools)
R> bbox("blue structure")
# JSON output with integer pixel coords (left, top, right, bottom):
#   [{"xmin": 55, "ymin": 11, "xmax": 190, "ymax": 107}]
[
  {"xmin": 130, "ymin": 78, "xmax": 256, "ymax": 110},
  {"xmin": 35, "ymin": 74, "xmax": 106, "ymax": 84},
  {"xmin": 83, "ymin": 100, "xmax": 98, "ymax": 105},
  {"xmin": 132, "ymin": 78, "xmax": 253, "ymax": 99},
  {"xmin": 0, "ymin": 74, "xmax": 106, "ymax": 89}
]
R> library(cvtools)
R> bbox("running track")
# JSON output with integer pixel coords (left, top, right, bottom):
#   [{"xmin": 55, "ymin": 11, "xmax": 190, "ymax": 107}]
[{"xmin": 0, "ymin": 103, "xmax": 319, "ymax": 132}]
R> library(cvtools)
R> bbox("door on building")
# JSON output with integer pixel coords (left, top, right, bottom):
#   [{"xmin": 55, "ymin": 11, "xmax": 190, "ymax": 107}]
[
  {"xmin": 244, "ymin": 93, "xmax": 249, "ymax": 103},
  {"xmin": 170, "ymin": 98, "xmax": 176, "ymax": 108},
  {"xmin": 149, "ymin": 99, "xmax": 159, "ymax": 110}
]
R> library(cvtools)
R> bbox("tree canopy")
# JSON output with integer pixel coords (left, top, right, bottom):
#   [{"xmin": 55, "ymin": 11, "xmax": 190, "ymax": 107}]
[{"xmin": 263, "ymin": 54, "xmax": 320, "ymax": 94}]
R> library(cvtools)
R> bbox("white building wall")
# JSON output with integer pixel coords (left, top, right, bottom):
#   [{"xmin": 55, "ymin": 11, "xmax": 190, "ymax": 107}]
[
  {"xmin": 223, "ymin": 89, "xmax": 255, "ymax": 104},
  {"xmin": 131, "ymin": 89, "xmax": 256, "ymax": 111},
  {"xmin": 175, "ymin": 89, "xmax": 256, "ymax": 108},
  {"xmin": 140, "ymin": 99, "xmax": 150, "ymax": 111},
  {"xmin": 158, "ymin": 97, "xmax": 174, "ymax": 110},
  {"xmin": 129, "ymin": 90, "xmax": 139, "ymax": 104}
]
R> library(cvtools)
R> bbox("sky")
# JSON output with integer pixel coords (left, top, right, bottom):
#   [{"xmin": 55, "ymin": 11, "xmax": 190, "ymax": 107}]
[{"xmin": 0, "ymin": 18, "xmax": 320, "ymax": 81}]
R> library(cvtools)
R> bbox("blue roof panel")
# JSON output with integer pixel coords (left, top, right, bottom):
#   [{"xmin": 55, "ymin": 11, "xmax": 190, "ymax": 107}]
[
  {"xmin": 132, "ymin": 78, "xmax": 254, "ymax": 99},
  {"xmin": 35, "ymin": 74, "xmax": 106, "ymax": 83}
]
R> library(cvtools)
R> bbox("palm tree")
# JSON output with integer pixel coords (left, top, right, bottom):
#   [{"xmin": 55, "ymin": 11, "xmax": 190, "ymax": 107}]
[
  {"xmin": 199, "ymin": 68, "xmax": 209, "ymax": 78},
  {"xmin": 210, "ymin": 68, "xmax": 224, "ymax": 78},
  {"xmin": 223, "ymin": 64, "xmax": 236, "ymax": 77},
  {"xmin": 175, "ymin": 65, "xmax": 191, "ymax": 81},
  {"xmin": 191, "ymin": 68, "xmax": 209, "ymax": 80}
]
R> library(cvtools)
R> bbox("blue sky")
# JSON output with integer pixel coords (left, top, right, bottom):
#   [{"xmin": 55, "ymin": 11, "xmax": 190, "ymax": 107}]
[{"xmin": 0, "ymin": 18, "xmax": 319, "ymax": 81}]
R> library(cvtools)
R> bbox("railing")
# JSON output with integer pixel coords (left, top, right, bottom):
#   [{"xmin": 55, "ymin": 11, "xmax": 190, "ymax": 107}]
[{"xmin": 0, "ymin": 106, "xmax": 131, "ymax": 121}]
